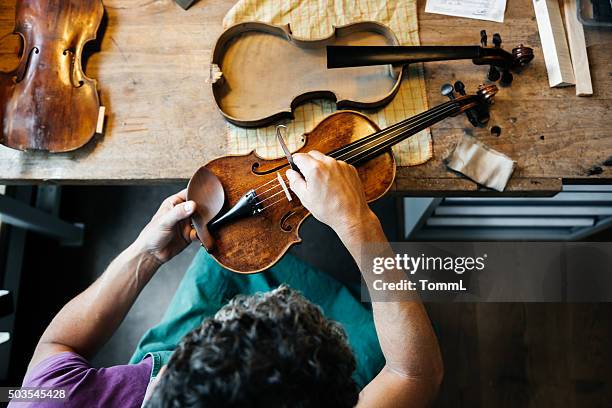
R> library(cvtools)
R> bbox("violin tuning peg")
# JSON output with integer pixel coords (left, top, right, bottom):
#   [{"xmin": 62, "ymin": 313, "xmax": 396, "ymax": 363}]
[
  {"xmin": 453, "ymin": 80, "xmax": 466, "ymax": 96},
  {"xmin": 480, "ymin": 30, "xmax": 488, "ymax": 47},
  {"xmin": 487, "ymin": 66, "xmax": 501, "ymax": 82},
  {"xmin": 500, "ymin": 69, "xmax": 514, "ymax": 86},
  {"xmin": 441, "ymin": 83, "xmax": 456, "ymax": 100},
  {"xmin": 493, "ymin": 33, "xmax": 502, "ymax": 48},
  {"xmin": 475, "ymin": 109, "xmax": 491, "ymax": 125}
]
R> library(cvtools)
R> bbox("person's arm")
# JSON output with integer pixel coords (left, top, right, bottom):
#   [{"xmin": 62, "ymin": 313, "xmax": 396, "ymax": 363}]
[
  {"xmin": 28, "ymin": 189, "xmax": 198, "ymax": 371},
  {"xmin": 287, "ymin": 151, "xmax": 443, "ymax": 408}
]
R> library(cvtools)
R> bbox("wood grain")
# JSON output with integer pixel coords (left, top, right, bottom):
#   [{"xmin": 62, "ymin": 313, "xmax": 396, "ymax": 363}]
[
  {"xmin": 563, "ymin": 0, "xmax": 593, "ymax": 96},
  {"xmin": 0, "ymin": 0, "xmax": 610, "ymax": 193}
]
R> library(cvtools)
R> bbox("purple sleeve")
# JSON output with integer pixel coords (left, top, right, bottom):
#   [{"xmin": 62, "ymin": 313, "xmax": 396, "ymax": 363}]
[{"xmin": 9, "ymin": 352, "xmax": 152, "ymax": 408}]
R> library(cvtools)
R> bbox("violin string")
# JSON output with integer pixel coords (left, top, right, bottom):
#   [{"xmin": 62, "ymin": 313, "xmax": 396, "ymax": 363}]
[
  {"xmin": 248, "ymin": 102, "xmax": 462, "ymax": 213},
  {"xmin": 251, "ymin": 104, "xmax": 459, "ymax": 213},
  {"xmin": 334, "ymin": 103, "xmax": 459, "ymax": 162},
  {"xmin": 248, "ymin": 101, "xmax": 458, "ymax": 196},
  {"xmin": 257, "ymin": 189, "xmax": 285, "ymax": 204},
  {"xmin": 329, "ymin": 100, "xmax": 458, "ymax": 158},
  {"xmin": 258, "ymin": 182, "xmax": 286, "ymax": 197},
  {"xmin": 260, "ymin": 196, "xmax": 287, "ymax": 211},
  {"xmin": 337, "ymin": 104, "xmax": 459, "ymax": 164},
  {"xmin": 254, "ymin": 177, "xmax": 280, "ymax": 190},
  {"xmin": 252, "ymin": 174, "xmax": 292, "ymax": 199}
]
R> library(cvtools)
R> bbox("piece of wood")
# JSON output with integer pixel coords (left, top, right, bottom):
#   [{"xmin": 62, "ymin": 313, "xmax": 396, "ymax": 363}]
[
  {"xmin": 0, "ymin": 0, "xmax": 611, "ymax": 193},
  {"xmin": 212, "ymin": 21, "xmax": 402, "ymax": 127},
  {"xmin": 96, "ymin": 107, "xmax": 106, "ymax": 135},
  {"xmin": 533, "ymin": 0, "xmax": 575, "ymax": 87},
  {"xmin": 0, "ymin": 0, "xmax": 104, "ymax": 152},
  {"xmin": 563, "ymin": 0, "xmax": 593, "ymax": 96}
]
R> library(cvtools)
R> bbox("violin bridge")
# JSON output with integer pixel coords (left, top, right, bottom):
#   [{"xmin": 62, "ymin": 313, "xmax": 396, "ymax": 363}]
[{"xmin": 277, "ymin": 172, "xmax": 292, "ymax": 202}]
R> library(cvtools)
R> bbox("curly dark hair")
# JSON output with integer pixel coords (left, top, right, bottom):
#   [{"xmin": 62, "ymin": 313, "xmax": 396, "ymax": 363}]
[{"xmin": 146, "ymin": 285, "xmax": 359, "ymax": 408}]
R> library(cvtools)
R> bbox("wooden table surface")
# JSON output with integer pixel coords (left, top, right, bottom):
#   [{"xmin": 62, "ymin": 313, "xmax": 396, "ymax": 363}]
[{"xmin": 0, "ymin": 0, "xmax": 610, "ymax": 194}]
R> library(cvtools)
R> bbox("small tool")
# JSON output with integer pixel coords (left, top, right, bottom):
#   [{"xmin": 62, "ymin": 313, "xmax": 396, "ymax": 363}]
[{"xmin": 276, "ymin": 125, "xmax": 303, "ymax": 177}]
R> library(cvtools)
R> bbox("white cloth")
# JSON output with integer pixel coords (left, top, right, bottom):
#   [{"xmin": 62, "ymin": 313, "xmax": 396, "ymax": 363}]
[{"xmin": 445, "ymin": 134, "xmax": 516, "ymax": 192}]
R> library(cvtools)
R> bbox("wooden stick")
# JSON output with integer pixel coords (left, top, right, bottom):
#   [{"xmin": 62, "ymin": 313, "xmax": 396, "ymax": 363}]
[
  {"xmin": 532, "ymin": 0, "xmax": 575, "ymax": 87},
  {"xmin": 96, "ymin": 106, "xmax": 106, "ymax": 135},
  {"xmin": 563, "ymin": 0, "xmax": 593, "ymax": 96}
]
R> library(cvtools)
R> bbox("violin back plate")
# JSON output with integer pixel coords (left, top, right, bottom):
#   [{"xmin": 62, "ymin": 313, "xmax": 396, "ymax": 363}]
[
  {"xmin": 0, "ymin": 0, "xmax": 103, "ymax": 152},
  {"xmin": 211, "ymin": 21, "xmax": 403, "ymax": 127}
]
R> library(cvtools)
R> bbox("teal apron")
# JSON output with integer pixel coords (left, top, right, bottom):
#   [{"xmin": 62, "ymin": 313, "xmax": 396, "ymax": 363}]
[{"xmin": 130, "ymin": 249, "xmax": 384, "ymax": 389}]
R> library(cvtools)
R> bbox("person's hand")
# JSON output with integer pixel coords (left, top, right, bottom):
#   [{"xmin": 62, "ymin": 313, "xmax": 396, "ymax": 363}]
[
  {"xmin": 286, "ymin": 151, "xmax": 377, "ymax": 236},
  {"xmin": 134, "ymin": 189, "xmax": 198, "ymax": 264}
]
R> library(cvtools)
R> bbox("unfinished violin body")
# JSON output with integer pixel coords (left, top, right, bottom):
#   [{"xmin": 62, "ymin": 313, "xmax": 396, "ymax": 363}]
[
  {"xmin": 0, "ymin": 0, "xmax": 104, "ymax": 152},
  {"xmin": 210, "ymin": 21, "xmax": 403, "ymax": 127},
  {"xmin": 188, "ymin": 83, "xmax": 498, "ymax": 274}
]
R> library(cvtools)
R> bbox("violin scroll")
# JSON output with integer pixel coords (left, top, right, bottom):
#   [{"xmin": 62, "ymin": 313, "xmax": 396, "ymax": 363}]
[
  {"xmin": 474, "ymin": 30, "xmax": 534, "ymax": 86},
  {"xmin": 476, "ymin": 83, "xmax": 498, "ymax": 103},
  {"xmin": 441, "ymin": 81, "xmax": 498, "ymax": 127},
  {"xmin": 512, "ymin": 44, "xmax": 535, "ymax": 67}
]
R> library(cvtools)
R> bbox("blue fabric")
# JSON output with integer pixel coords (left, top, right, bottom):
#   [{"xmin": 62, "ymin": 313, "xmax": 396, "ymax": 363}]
[{"xmin": 130, "ymin": 249, "xmax": 384, "ymax": 388}]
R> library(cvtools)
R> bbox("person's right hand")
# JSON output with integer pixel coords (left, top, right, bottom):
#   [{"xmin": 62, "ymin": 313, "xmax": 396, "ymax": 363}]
[{"xmin": 286, "ymin": 151, "xmax": 377, "ymax": 235}]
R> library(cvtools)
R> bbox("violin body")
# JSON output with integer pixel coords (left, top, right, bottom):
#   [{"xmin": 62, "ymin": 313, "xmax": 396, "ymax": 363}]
[
  {"xmin": 211, "ymin": 21, "xmax": 402, "ymax": 127},
  {"xmin": 189, "ymin": 111, "xmax": 395, "ymax": 273},
  {"xmin": 0, "ymin": 0, "xmax": 103, "ymax": 152}
]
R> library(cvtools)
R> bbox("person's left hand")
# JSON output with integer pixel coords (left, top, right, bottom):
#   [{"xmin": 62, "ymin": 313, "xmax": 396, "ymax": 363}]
[{"xmin": 134, "ymin": 189, "xmax": 198, "ymax": 264}]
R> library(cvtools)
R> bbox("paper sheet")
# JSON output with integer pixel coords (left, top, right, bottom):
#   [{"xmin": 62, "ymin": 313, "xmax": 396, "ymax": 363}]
[
  {"xmin": 425, "ymin": 0, "xmax": 507, "ymax": 23},
  {"xmin": 223, "ymin": 0, "xmax": 432, "ymax": 167}
]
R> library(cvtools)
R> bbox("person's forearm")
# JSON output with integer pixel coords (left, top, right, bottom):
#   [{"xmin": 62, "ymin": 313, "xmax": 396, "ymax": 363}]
[
  {"xmin": 32, "ymin": 241, "xmax": 160, "ymax": 366},
  {"xmin": 335, "ymin": 212, "xmax": 443, "ymax": 381}
]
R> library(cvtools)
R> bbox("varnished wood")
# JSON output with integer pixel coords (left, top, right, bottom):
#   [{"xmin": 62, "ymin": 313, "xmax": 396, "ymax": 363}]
[
  {"xmin": 0, "ymin": 0, "xmax": 610, "ymax": 193},
  {"xmin": 191, "ymin": 111, "xmax": 394, "ymax": 273},
  {"xmin": 0, "ymin": 0, "xmax": 103, "ymax": 152}
]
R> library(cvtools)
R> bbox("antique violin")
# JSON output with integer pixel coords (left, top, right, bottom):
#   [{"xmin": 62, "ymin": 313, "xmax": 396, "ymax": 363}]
[
  {"xmin": 187, "ymin": 82, "xmax": 498, "ymax": 274},
  {"xmin": 0, "ymin": 0, "xmax": 104, "ymax": 152},
  {"xmin": 327, "ymin": 31, "xmax": 534, "ymax": 86}
]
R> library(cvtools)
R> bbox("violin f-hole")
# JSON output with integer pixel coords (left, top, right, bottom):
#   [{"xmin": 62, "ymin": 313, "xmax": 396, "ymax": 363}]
[
  {"xmin": 251, "ymin": 161, "xmax": 289, "ymax": 176},
  {"xmin": 13, "ymin": 46, "xmax": 39, "ymax": 84},
  {"xmin": 62, "ymin": 48, "xmax": 85, "ymax": 88},
  {"xmin": 280, "ymin": 210, "xmax": 297, "ymax": 232}
]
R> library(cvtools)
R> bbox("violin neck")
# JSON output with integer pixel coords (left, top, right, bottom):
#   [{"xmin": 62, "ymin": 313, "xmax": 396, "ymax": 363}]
[
  {"xmin": 328, "ymin": 101, "xmax": 462, "ymax": 166},
  {"xmin": 327, "ymin": 45, "xmax": 481, "ymax": 68}
]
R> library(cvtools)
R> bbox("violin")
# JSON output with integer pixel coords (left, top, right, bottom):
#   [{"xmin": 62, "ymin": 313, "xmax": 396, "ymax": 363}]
[
  {"xmin": 0, "ymin": 0, "xmax": 104, "ymax": 152},
  {"xmin": 187, "ymin": 82, "xmax": 498, "ymax": 274},
  {"xmin": 327, "ymin": 31, "xmax": 534, "ymax": 86}
]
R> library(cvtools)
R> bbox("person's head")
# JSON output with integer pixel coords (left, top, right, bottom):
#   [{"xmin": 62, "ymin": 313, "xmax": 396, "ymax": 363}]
[{"xmin": 146, "ymin": 285, "xmax": 359, "ymax": 407}]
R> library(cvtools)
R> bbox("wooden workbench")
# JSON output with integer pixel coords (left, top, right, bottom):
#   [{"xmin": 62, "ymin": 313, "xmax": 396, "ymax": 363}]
[{"xmin": 0, "ymin": 0, "xmax": 610, "ymax": 194}]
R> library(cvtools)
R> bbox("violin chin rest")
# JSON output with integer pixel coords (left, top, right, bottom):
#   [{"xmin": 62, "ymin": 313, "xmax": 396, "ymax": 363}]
[{"xmin": 186, "ymin": 166, "xmax": 225, "ymax": 252}]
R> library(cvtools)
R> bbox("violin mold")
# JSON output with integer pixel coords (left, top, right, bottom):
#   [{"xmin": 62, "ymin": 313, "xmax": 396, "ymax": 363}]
[{"xmin": 211, "ymin": 21, "xmax": 403, "ymax": 127}]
